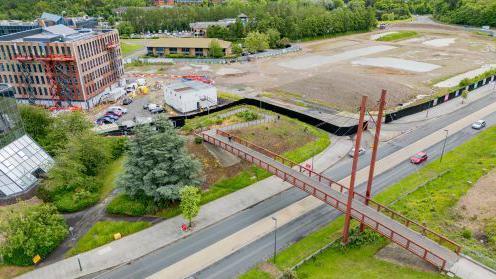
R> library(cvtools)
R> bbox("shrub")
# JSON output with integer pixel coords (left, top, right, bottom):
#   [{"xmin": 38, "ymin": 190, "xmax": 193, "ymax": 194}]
[
  {"xmin": 0, "ymin": 203, "xmax": 68, "ymax": 265},
  {"xmin": 461, "ymin": 228, "xmax": 472, "ymax": 239},
  {"xmin": 106, "ymin": 194, "xmax": 151, "ymax": 216},
  {"xmin": 236, "ymin": 110, "xmax": 259, "ymax": 121},
  {"xmin": 194, "ymin": 137, "xmax": 203, "ymax": 144}
]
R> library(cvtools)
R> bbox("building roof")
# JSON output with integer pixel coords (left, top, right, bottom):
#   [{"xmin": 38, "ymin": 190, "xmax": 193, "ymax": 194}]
[
  {"xmin": 40, "ymin": 12, "xmax": 64, "ymax": 23},
  {"xmin": 0, "ymin": 24, "xmax": 114, "ymax": 43},
  {"xmin": 0, "ymin": 20, "xmax": 38, "ymax": 27},
  {"xmin": 189, "ymin": 18, "xmax": 236, "ymax": 30},
  {"xmin": 168, "ymin": 80, "xmax": 214, "ymax": 94},
  {"xmin": 146, "ymin": 38, "xmax": 231, "ymax": 49}
]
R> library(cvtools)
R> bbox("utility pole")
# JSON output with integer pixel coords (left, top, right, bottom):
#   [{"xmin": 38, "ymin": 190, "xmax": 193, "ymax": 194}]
[
  {"xmin": 440, "ymin": 129, "xmax": 449, "ymax": 162},
  {"xmin": 360, "ymin": 90, "xmax": 386, "ymax": 232},
  {"xmin": 272, "ymin": 217, "xmax": 278, "ymax": 264},
  {"xmin": 342, "ymin": 95, "xmax": 367, "ymax": 244}
]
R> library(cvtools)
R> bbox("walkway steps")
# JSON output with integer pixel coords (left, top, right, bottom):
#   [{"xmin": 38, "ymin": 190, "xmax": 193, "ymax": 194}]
[{"xmin": 201, "ymin": 130, "xmax": 460, "ymax": 270}]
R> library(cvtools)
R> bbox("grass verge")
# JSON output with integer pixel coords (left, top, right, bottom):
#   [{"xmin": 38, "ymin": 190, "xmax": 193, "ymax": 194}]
[
  {"xmin": 242, "ymin": 125, "xmax": 496, "ymax": 277},
  {"xmin": 120, "ymin": 42, "xmax": 143, "ymax": 56},
  {"xmin": 377, "ymin": 31, "xmax": 419, "ymax": 42},
  {"xmin": 0, "ymin": 264, "xmax": 33, "ymax": 279},
  {"xmin": 67, "ymin": 221, "xmax": 151, "ymax": 256}
]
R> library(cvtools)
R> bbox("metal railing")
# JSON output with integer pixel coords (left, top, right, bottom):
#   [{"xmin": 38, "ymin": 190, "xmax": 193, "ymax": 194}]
[
  {"xmin": 200, "ymin": 131, "xmax": 449, "ymax": 270},
  {"xmin": 213, "ymin": 130, "xmax": 462, "ymax": 256}
]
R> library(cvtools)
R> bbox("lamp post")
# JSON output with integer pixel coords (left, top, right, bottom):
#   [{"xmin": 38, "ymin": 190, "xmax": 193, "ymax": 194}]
[
  {"xmin": 440, "ymin": 129, "xmax": 449, "ymax": 162},
  {"xmin": 271, "ymin": 217, "xmax": 277, "ymax": 264}
]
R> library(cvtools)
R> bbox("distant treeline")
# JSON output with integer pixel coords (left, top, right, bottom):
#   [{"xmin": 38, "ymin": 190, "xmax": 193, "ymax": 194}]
[
  {"xmin": 122, "ymin": 0, "xmax": 377, "ymax": 40},
  {"xmin": 433, "ymin": 0, "xmax": 496, "ymax": 27}
]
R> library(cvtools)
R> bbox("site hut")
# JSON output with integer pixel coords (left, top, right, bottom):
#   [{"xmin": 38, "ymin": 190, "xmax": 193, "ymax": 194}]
[
  {"xmin": 0, "ymin": 24, "xmax": 125, "ymax": 109},
  {"xmin": 146, "ymin": 38, "xmax": 232, "ymax": 57},
  {"xmin": 164, "ymin": 80, "xmax": 218, "ymax": 113},
  {"xmin": 0, "ymin": 84, "xmax": 54, "ymax": 205}
]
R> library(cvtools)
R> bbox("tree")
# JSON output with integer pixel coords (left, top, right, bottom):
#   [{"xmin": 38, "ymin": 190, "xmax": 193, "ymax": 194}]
[
  {"xmin": 18, "ymin": 105, "xmax": 53, "ymax": 147},
  {"xmin": 118, "ymin": 117, "xmax": 202, "ymax": 204},
  {"xmin": 244, "ymin": 31, "xmax": 270, "ymax": 53},
  {"xmin": 179, "ymin": 186, "xmax": 201, "ymax": 228},
  {"xmin": 118, "ymin": 21, "xmax": 135, "ymax": 36},
  {"xmin": 208, "ymin": 39, "xmax": 224, "ymax": 58},
  {"xmin": 0, "ymin": 202, "xmax": 68, "ymax": 265},
  {"xmin": 461, "ymin": 90, "xmax": 469, "ymax": 104},
  {"xmin": 266, "ymin": 28, "xmax": 281, "ymax": 49}
]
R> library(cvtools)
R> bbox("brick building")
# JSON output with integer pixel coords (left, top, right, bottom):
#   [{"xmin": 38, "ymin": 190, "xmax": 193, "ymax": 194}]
[
  {"xmin": 0, "ymin": 25, "xmax": 124, "ymax": 109},
  {"xmin": 146, "ymin": 38, "xmax": 231, "ymax": 57}
]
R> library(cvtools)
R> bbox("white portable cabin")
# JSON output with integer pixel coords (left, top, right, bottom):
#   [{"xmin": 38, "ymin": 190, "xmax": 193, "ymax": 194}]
[{"xmin": 164, "ymin": 80, "xmax": 217, "ymax": 113}]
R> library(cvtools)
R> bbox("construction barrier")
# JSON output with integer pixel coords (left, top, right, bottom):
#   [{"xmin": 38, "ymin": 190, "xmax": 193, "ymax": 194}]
[{"xmin": 385, "ymin": 75, "xmax": 496, "ymax": 123}]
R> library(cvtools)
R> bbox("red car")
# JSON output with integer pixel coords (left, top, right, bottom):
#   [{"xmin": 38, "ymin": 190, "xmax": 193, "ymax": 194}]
[{"xmin": 410, "ymin": 151, "xmax": 428, "ymax": 164}]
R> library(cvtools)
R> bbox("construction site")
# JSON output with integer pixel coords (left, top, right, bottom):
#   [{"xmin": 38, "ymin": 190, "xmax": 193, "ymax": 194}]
[{"xmin": 0, "ymin": 24, "xmax": 124, "ymax": 110}]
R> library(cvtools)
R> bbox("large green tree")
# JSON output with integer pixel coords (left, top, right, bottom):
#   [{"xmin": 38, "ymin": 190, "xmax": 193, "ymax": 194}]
[
  {"xmin": 208, "ymin": 39, "xmax": 224, "ymax": 58},
  {"xmin": 0, "ymin": 202, "xmax": 68, "ymax": 266},
  {"xmin": 118, "ymin": 117, "xmax": 201, "ymax": 203},
  {"xmin": 244, "ymin": 31, "xmax": 270, "ymax": 53}
]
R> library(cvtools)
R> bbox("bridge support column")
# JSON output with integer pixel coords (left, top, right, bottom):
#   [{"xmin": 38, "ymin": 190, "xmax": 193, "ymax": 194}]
[
  {"xmin": 360, "ymin": 90, "xmax": 387, "ymax": 232},
  {"xmin": 342, "ymin": 95, "xmax": 367, "ymax": 244}
]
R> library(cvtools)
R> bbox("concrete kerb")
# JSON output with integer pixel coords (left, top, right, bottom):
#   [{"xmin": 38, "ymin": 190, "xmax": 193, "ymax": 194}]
[{"xmin": 19, "ymin": 129, "xmax": 350, "ymax": 279}]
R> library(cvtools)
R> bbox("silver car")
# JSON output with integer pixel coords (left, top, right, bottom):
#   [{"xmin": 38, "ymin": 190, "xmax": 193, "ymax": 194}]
[
  {"xmin": 348, "ymin": 147, "xmax": 366, "ymax": 157},
  {"xmin": 471, "ymin": 120, "xmax": 486, "ymax": 130}
]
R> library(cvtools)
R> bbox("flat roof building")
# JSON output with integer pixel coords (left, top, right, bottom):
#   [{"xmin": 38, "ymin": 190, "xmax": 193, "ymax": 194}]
[
  {"xmin": 190, "ymin": 14, "xmax": 248, "ymax": 37},
  {"xmin": 146, "ymin": 38, "xmax": 231, "ymax": 57},
  {"xmin": 0, "ymin": 84, "xmax": 54, "ymax": 202},
  {"xmin": 164, "ymin": 80, "xmax": 217, "ymax": 113},
  {"xmin": 0, "ymin": 25, "xmax": 124, "ymax": 109}
]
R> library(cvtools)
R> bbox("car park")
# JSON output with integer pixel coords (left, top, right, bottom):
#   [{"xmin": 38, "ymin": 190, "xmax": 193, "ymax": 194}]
[
  {"xmin": 410, "ymin": 151, "xmax": 428, "ymax": 164},
  {"xmin": 471, "ymin": 120, "xmax": 486, "ymax": 130},
  {"xmin": 348, "ymin": 147, "xmax": 366, "ymax": 157}
]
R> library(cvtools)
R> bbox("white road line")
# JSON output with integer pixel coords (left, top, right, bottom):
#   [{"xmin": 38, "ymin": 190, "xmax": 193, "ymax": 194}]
[{"xmin": 148, "ymin": 100, "xmax": 496, "ymax": 279}]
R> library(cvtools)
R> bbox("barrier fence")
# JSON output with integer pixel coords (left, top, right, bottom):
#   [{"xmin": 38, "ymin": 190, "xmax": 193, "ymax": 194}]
[{"xmin": 385, "ymin": 75, "xmax": 496, "ymax": 123}]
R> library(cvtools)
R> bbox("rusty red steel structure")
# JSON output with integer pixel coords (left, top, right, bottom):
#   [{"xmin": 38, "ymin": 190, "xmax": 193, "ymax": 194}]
[
  {"xmin": 343, "ymin": 96, "xmax": 368, "ymax": 244},
  {"xmin": 361, "ymin": 90, "xmax": 387, "ymax": 232},
  {"xmin": 201, "ymin": 129, "xmax": 462, "ymax": 270}
]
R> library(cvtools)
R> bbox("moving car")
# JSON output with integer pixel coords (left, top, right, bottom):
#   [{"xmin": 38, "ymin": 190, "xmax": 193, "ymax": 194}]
[
  {"xmin": 471, "ymin": 120, "xmax": 486, "ymax": 130},
  {"xmin": 348, "ymin": 147, "xmax": 366, "ymax": 157},
  {"xmin": 122, "ymin": 98, "xmax": 133, "ymax": 105},
  {"xmin": 410, "ymin": 151, "xmax": 428, "ymax": 164}
]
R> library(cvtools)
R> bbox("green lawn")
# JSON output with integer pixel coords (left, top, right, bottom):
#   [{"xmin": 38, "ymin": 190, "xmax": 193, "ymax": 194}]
[
  {"xmin": 239, "ymin": 268, "xmax": 272, "ymax": 279},
  {"xmin": 53, "ymin": 156, "xmax": 125, "ymax": 212},
  {"xmin": 242, "ymin": 125, "xmax": 496, "ymax": 278},
  {"xmin": 120, "ymin": 42, "xmax": 143, "ymax": 56},
  {"xmin": 377, "ymin": 31, "xmax": 419, "ymax": 42},
  {"xmin": 107, "ymin": 110, "xmax": 330, "ymax": 218},
  {"xmin": 67, "ymin": 221, "xmax": 151, "ymax": 256}
]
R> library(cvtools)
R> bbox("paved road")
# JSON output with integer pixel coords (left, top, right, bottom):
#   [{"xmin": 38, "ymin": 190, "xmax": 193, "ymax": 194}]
[{"xmin": 95, "ymin": 93, "xmax": 496, "ymax": 279}]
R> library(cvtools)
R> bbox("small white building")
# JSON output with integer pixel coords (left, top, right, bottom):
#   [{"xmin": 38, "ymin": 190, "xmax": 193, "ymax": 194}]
[{"xmin": 164, "ymin": 80, "xmax": 217, "ymax": 113}]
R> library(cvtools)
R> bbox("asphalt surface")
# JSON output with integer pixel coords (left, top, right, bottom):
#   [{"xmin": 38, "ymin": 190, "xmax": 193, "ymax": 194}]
[{"xmin": 94, "ymin": 93, "xmax": 496, "ymax": 279}]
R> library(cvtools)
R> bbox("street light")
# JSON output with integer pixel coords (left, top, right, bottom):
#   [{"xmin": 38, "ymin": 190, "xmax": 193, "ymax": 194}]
[
  {"xmin": 271, "ymin": 217, "xmax": 277, "ymax": 264},
  {"xmin": 440, "ymin": 129, "xmax": 449, "ymax": 162}
]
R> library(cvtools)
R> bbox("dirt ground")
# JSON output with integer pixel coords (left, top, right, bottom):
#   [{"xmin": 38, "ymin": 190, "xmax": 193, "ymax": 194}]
[
  {"xmin": 455, "ymin": 169, "xmax": 496, "ymax": 234},
  {"xmin": 375, "ymin": 243, "xmax": 437, "ymax": 273},
  {"xmin": 126, "ymin": 22, "xmax": 496, "ymax": 112}
]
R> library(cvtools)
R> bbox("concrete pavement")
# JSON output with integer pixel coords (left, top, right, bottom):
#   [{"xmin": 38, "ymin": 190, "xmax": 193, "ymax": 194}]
[
  {"xmin": 19, "ymin": 135, "xmax": 351, "ymax": 279},
  {"xmin": 145, "ymin": 95, "xmax": 496, "ymax": 279}
]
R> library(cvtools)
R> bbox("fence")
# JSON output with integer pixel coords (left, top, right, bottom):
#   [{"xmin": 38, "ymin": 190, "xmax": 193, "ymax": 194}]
[{"xmin": 385, "ymin": 75, "xmax": 496, "ymax": 123}]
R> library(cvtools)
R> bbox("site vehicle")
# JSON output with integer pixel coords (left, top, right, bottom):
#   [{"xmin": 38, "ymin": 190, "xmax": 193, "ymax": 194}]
[{"xmin": 410, "ymin": 151, "xmax": 428, "ymax": 164}]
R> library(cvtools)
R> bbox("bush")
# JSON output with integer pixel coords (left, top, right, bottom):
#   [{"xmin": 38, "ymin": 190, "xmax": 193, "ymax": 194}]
[
  {"xmin": 461, "ymin": 228, "xmax": 473, "ymax": 239},
  {"xmin": 236, "ymin": 110, "xmax": 259, "ymax": 121},
  {"xmin": 194, "ymin": 137, "xmax": 203, "ymax": 144},
  {"xmin": 0, "ymin": 203, "xmax": 68, "ymax": 265},
  {"xmin": 106, "ymin": 194, "xmax": 152, "ymax": 216}
]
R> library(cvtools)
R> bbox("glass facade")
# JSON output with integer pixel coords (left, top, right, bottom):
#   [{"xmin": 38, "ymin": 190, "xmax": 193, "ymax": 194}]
[
  {"xmin": 0, "ymin": 84, "xmax": 54, "ymax": 198},
  {"xmin": 0, "ymin": 85, "xmax": 24, "ymax": 148}
]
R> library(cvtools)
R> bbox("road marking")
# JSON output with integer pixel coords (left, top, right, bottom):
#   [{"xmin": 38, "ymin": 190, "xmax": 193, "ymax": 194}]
[{"xmin": 148, "ymin": 100, "xmax": 496, "ymax": 279}]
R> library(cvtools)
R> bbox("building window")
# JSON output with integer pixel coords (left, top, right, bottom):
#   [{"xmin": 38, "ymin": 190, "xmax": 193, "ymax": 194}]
[
  {"xmin": 195, "ymin": 48, "xmax": 203, "ymax": 57},
  {"xmin": 169, "ymin": 48, "xmax": 177, "ymax": 54}
]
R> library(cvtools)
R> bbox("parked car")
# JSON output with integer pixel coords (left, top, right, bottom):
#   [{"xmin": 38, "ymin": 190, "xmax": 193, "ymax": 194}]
[
  {"xmin": 108, "ymin": 106, "xmax": 128, "ymax": 114},
  {"xmin": 122, "ymin": 98, "xmax": 133, "ymax": 105},
  {"xmin": 144, "ymin": 103, "xmax": 158, "ymax": 111},
  {"xmin": 150, "ymin": 107, "xmax": 165, "ymax": 114},
  {"xmin": 104, "ymin": 113, "xmax": 120, "ymax": 120},
  {"xmin": 96, "ymin": 116, "xmax": 116, "ymax": 125},
  {"xmin": 410, "ymin": 151, "xmax": 428, "ymax": 164},
  {"xmin": 348, "ymin": 147, "xmax": 366, "ymax": 157},
  {"xmin": 106, "ymin": 110, "xmax": 122, "ymax": 117},
  {"xmin": 471, "ymin": 120, "xmax": 486, "ymax": 130}
]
